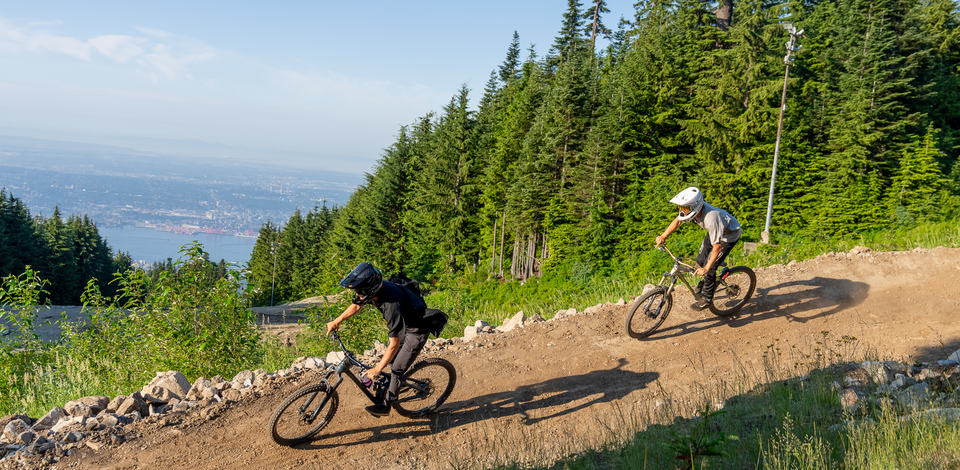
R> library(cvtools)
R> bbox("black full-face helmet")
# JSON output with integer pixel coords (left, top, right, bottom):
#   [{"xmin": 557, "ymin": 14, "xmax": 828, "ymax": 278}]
[{"xmin": 339, "ymin": 262, "xmax": 383, "ymax": 304}]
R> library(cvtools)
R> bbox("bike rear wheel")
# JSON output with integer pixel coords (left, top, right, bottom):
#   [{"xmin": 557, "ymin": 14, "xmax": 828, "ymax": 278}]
[
  {"xmin": 709, "ymin": 266, "xmax": 757, "ymax": 317},
  {"xmin": 268, "ymin": 383, "xmax": 338, "ymax": 446},
  {"xmin": 625, "ymin": 286, "xmax": 673, "ymax": 339},
  {"xmin": 393, "ymin": 358, "xmax": 457, "ymax": 418}
]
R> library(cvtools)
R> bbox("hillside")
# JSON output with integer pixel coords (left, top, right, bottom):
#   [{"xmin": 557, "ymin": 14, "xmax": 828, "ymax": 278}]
[{"xmin": 16, "ymin": 247, "xmax": 960, "ymax": 469}]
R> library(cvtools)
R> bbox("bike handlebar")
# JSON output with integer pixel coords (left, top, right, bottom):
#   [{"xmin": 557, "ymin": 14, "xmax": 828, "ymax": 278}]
[{"xmin": 328, "ymin": 330, "xmax": 371, "ymax": 370}]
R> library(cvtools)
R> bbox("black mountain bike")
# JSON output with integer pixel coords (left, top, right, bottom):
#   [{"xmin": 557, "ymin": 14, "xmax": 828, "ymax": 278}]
[
  {"xmin": 625, "ymin": 244, "xmax": 757, "ymax": 339},
  {"xmin": 267, "ymin": 331, "xmax": 457, "ymax": 446}
]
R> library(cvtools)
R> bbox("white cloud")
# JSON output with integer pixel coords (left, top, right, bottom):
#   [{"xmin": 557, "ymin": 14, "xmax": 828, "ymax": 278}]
[
  {"xmin": 89, "ymin": 35, "xmax": 145, "ymax": 63},
  {"xmin": 0, "ymin": 17, "xmax": 217, "ymax": 80},
  {"xmin": 0, "ymin": 18, "xmax": 92, "ymax": 59}
]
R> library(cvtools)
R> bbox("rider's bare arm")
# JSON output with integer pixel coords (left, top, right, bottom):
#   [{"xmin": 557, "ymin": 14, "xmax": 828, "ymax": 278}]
[
  {"xmin": 656, "ymin": 217, "xmax": 682, "ymax": 246},
  {"xmin": 326, "ymin": 303, "xmax": 362, "ymax": 335},
  {"xmin": 365, "ymin": 336, "xmax": 400, "ymax": 380}
]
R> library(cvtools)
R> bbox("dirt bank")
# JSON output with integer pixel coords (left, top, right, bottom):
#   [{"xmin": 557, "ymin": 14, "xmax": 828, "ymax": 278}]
[{"xmin": 45, "ymin": 247, "xmax": 960, "ymax": 469}]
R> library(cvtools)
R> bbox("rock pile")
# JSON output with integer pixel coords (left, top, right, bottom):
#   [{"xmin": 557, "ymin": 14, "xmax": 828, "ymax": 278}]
[
  {"xmin": 826, "ymin": 354, "xmax": 960, "ymax": 429},
  {"xmin": 0, "ymin": 362, "xmax": 332, "ymax": 468}
]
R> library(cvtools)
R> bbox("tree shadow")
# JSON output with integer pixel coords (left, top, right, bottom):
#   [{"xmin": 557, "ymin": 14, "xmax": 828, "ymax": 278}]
[
  {"xmin": 910, "ymin": 336, "xmax": 960, "ymax": 362},
  {"xmin": 646, "ymin": 276, "xmax": 871, "ymax": 340},
  {"xmin": 296, "ymin": 358, "xmax": 658, "ymax": 450}
]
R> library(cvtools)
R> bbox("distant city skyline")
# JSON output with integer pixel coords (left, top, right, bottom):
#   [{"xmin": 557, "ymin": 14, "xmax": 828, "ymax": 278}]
[{"xmin": 0, "ymin": 1, "xmax": 634, "ymax": 174}]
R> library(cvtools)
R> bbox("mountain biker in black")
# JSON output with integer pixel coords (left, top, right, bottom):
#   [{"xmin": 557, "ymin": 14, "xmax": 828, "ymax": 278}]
[
  {"xmin": 326, "ymin": 262, "xmax": 428, "ymax": 417},
  {"xmin": 655, "ymin": 187, "xmax": 742, "ymax": 310}
]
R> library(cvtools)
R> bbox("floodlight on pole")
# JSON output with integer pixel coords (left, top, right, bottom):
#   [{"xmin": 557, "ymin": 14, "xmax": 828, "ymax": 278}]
[{"xmin": 761, "ymin": 24, "xmax": 803, "ymax": 244}]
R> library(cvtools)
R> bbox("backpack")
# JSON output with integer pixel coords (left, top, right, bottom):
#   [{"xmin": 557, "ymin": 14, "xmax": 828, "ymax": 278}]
[{"xmin": 388, "ymin": 275, "xmax": 448, "ymax": 338}]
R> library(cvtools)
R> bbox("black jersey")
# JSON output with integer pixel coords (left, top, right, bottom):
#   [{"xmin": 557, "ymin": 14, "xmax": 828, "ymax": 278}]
[{"xmin": 370, "ymin": 281, "xmax": 427, "ymax": 338}]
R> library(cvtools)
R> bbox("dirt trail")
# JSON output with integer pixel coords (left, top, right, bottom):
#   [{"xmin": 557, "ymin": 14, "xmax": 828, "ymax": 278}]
[{"xmin": 59, "ymin": 248, "xmax": 960, "ymax": 470}]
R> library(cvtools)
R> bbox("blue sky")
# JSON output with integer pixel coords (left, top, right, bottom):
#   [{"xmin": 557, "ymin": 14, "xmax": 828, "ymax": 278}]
[{"xmin": 0, "ymin": 1, "xmax": 636, "ymax": 174}]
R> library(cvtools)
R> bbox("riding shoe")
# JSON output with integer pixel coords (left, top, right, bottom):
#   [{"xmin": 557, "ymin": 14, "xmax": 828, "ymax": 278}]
[
  {"xmin": 691, "ymin": 298, "xmax": 711, "ymax": 311},
  {"xmin": 365, "ymin": 402, "xmax": 391, "ymax": 418}
]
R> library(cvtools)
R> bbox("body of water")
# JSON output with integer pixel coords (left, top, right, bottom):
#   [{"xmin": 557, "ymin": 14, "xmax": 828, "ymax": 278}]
[{"xmin": 99, "ymin": 225, "xmax": 258, "ymax": 266}]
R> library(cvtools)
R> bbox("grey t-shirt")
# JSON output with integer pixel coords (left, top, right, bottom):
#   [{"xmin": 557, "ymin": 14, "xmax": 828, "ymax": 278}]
[{"xmin": 691, "ymin": 203, "xmax": 741, "ymax": 244}]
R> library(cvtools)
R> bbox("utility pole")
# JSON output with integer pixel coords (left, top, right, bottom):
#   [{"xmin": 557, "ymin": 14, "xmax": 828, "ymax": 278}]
[
  {"xmin": 270, "ymin": 240, "xmax": 281, "ymax": 307},
  {"xmin": 762, "ymin": 23, "xmax": 803, "ymax": 244}
]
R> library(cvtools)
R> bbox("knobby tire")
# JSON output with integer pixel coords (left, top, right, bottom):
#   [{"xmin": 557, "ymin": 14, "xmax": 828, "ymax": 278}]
[
  {"xmin": 268, "ymin": 383, "xmax": 338, "ymax": 446},
  {"xmin": 393, "ymin": 358, "xmax": 457, "ymax": 418},
  {"xmin": 625, "ymin": 287, "xmax": 673, "ymax": 339},
  {"xmin": 709, "ymin": 266, "xmax": 757, "ymax": 317}
]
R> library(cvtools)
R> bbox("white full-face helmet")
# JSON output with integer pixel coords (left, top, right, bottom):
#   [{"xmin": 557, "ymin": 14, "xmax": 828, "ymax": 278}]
[{"xmin": 670, "ymin": 187, "xmax": 704, "ymax": 222}]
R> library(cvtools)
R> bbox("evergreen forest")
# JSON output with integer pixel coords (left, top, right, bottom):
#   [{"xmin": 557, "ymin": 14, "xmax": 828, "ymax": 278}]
[
  {"xmin": 248, "ymin": 0, "xmax": 960, "ymax": 304},
  {"xmin": 0, "ymin": 189, "xmax": 133, "ymax": 304}
]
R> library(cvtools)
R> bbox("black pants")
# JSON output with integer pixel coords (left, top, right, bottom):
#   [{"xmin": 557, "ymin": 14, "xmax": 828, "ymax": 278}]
[
  {"xmin": 386, "ymin": 327, "xmax": 429, "ymax": 402},
  {"xmin": 696, "ymin": 235, "xmax": 740, "ymax": 300}
]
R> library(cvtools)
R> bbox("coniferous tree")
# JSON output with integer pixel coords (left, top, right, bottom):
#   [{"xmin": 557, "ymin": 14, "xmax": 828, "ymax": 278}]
[{"xmin": 499, "ymin": 31, "xmax": 522, "ymax": 83}]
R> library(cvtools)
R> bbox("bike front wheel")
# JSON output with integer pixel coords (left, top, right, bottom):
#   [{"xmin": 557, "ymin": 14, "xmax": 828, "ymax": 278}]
[
  {"xmin": 625, "ymin": 286, "xmax": 673, "ymax": 339},
  {"xmin": 709, "ymin": 266, "xmax": 757, "ymax": 317},
  {"xmin": 268, "ymin": 383, "xmax": 339, "ymax": 446},
  {"xmin": 393, "ymin": 358, "xmax": 457, "ymax": 418}
]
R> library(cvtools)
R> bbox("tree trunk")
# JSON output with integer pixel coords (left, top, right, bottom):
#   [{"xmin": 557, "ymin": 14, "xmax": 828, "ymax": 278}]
[
  {"xmin": 715, "ymin": 0, "xmax": 733, "ymax": 32},
  {"xmin": 511, "ymin": 235, "xmax": 519, "ymax": 279},
  {"xmin": 499, "ymin": 211, "xmax": 506, "ymax": 278},
  {"xmin": 490, "ymin": 214, "xmax": 498, "ymax": 273},
  {"xmin": 526, "ymin": 235, "xmax": 536, "ymax": 279}
]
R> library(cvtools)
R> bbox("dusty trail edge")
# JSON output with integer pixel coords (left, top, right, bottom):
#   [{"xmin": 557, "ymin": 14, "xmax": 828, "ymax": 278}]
[{"xmin": 55, "ymin": 247, "xmax": 960, "ymax": 470}]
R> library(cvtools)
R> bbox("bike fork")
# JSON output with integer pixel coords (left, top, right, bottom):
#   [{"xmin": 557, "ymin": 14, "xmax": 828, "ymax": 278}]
[{"xmin": 646, "ymin": 278, "xmax": 676, "ymax": 318}]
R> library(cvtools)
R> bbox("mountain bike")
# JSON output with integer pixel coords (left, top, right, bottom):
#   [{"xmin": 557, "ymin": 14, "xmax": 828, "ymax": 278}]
[
  {"xmin": 625, "ymin": 244, "xmax": 756, "ymax": 339},
  {"xmin": 267, "ymin": 330, "xmax": 457, "ymax": 446}
]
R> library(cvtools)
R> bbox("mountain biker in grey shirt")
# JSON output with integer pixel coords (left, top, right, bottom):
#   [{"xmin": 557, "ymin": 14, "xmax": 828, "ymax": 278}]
[{"xmin": 655, "ymin": 187, "xmax": 742, "ymax": 310}]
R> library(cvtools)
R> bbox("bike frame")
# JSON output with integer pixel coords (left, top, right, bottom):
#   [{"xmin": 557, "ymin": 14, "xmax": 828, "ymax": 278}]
[
  {"xmin": 301, "ymin": 331, "xmax": 429, "ymax": 422},
  {"xmin": 655, "ymin": 245, "xmax": 703, "ymax": 299}
]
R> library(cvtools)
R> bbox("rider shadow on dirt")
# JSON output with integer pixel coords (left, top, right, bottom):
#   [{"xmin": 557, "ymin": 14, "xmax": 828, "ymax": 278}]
[
  {"xmin": 295, "ymin": 358, "xmax": 658, "ymax": 450},
  {"xmin": 649, "ymin": 276, "xmax": 870, "ymax": 340},
  {"xmin": 438, "ymin": 358, "xmax": 658, "ymax": 429}
]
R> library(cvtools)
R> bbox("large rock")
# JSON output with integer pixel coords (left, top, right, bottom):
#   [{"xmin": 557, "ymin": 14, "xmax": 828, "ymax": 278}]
[
  {"xmin": 142, "ymin": 371, "xmax": 191, "ymax": 403},
  {"xmin": 463, "ymin": 326, "xmax": 478, "ymax": 342},
  {"xmin": 860, "ymin": 361, "xmax": 895, "ymax": 385},
  {"xmin": 895, "ymin": 383, "xmax": 933, "ymax": 412},
  {"xmin": 0, "ymin": 415, "xmax": 33, "ymax": 431},
  {"xmin": 64, "ymin": 401, "xmax": 94, "ymax": 418},
  {"xmin": 2, "ymin": 419, "xmax": 30, "ymax": 442},
  {"xmin": 50, "ymin": 416, "xmax": 84, "ymax": 434},
  {"xmin": 554, "ymin": 308, "xmax": 577, "ymax": 320},
  {"xmin": 31, "ymin": 407, "xmax": 67, "ymax": 431},
  {"xmin": 187, "ymin": 377, "xmax": 213, "ymax": 401},
  {"xmin": 501, "ymin": 312, "xmax": 526, "ymax": 332},
  {"xmin": 583, "ymin": 303, "xmax": 603, "ymax": 315},
  {"xmin": 115, "ymin": 392, "xmax": 148, "ymax": 417},
  {"xmin": 106, "ymin": 396, "xmax": 126, "ymax": 414},
  {"xmin": 232, "ymin": 370, "xmax": 254, "ymax": 386},
  {"xmin": 64, "ymin": 396, "xmax": 109, "ymax": 417},
  {"xmin": 222, "ymin": 389, "xmax": 242, "ymax": 402},
  {"xmin": 325, "ymin": 351, "xmax": 345, "ymax": 365},
  {"xmin": 949, "ymin": 349, "xmax": 960, "ymax": 363},
  {"xmin": 839, "ymin": 389, "xmax": 859, "ymax": 413}
]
